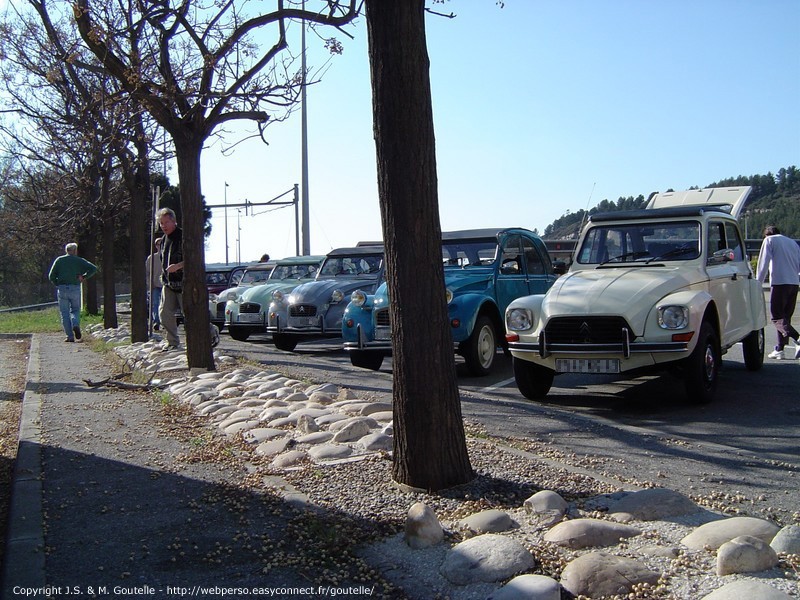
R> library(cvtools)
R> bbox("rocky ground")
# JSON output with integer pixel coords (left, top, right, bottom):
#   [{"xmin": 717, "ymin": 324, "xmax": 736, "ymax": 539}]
[{"xmin": 3, "ymin": 329, "xmax": 799, "ymax": 599}]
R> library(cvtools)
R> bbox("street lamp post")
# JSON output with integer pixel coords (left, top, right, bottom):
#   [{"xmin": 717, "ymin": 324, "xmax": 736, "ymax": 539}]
[{"xmin": 224, "ymin": 182, "xmax": 230, "ymax": 264}]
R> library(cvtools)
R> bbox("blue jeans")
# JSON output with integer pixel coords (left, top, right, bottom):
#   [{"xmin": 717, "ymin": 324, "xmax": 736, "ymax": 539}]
[
  {"xmin": 149, "ymin": 287, "xmax": 162, "ymax": 326},
  {"xmin": 56, "ymin": 284, "xmax": 82, "ymax": 339}
]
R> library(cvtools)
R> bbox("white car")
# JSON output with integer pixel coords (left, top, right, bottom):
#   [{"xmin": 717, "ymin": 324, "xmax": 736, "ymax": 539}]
[{"xmin": 505, "ymin": 186, "xmax": 767, "ymax": 404}]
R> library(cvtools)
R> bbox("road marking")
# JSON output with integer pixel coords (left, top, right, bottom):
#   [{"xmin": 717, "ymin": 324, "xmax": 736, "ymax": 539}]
[{"xmin": 479, "ymin": 377, "xmax": 516, "ymax": 393}]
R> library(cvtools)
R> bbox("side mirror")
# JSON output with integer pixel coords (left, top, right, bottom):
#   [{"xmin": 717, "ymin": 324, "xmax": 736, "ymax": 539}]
[{"xmin": 553, "ymin": 261, "xmax": 567, "ymax": 275}]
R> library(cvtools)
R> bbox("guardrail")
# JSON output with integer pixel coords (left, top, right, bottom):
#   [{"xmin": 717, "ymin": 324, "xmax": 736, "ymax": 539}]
[{"xmin": 0, "ymin": 294, "xmax": 132, "ymax": 314}]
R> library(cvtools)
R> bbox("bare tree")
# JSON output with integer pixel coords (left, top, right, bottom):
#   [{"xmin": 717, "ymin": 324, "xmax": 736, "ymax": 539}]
[
  {"xmin": 365, "ymin": 0, "xmax": 472, "ymax": 490},
  {"xmin": 73, "ymin": 0, "xmax": 360, "ymax": 369}
]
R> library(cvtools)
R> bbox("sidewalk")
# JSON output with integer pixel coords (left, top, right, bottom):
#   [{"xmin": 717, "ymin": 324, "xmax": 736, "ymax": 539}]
[{"xmin": 1, "ymin": 333, "xmax": 355, "ymax": 599}]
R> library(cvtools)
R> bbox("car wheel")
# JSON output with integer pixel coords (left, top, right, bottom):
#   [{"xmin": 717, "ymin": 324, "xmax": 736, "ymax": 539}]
[
  {"xmin": 513, "ymin": 357, "xmax": 554, "ymax": 400},
  {"xmin": 273, "ymin": 333, "xmax": 298, "ymax": 352},
  {"xmin": 742, "ymin": 328, "xmax": 764, "ymax": 371},
  {"xmin": 350, "ymin": 351, "xmax": 384, "ymax": 371},
  {"xmin": 229, "ymin": 327, "xmax": 250, "ymax": 342},
  {"xmin": 684, "ymin": 321, "xmax": 719, "ymax": 404},
  {"xmin": 463, "ymin": 315, "xmax": 497, "ymax": 376}
]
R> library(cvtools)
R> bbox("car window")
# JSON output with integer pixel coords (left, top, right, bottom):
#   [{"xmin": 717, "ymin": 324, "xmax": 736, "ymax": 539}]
[
  {"xmin": 724, "ymin": 222, "xmax": 745, "ymax": 262},
  {"xmin": 320, "ymin": 255, "xmax": 383, "ymax": 277},
  {"xmin": 578, "ymin": 221, "xmax": 701, "ymax": 264},
  {"xmin": 442, "ymin": 239, "xmax": 498, "ymax": 267},
  {"xmin": 271, "ymin": 263, "xmax": 319, "ymax": 280},
  {"xmin": 707, "ymin": 222, "xmax": 726, "ymax": 255},
  {"xmin": 522, "ymin": 237, "xmax": 545, "ymax": 275}
]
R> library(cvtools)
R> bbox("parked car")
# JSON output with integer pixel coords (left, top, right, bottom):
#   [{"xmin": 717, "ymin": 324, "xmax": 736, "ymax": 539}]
[
  {"xmin": 267, "ymin": 246, "xmax": 385, "ymax": 351},
  {"xmin": 505, "ymin": 186, "xmax": 767, "ymax": 404},
  {"xmin": 342, "ymin": 228, "xmax": 558, "ymax": 375},
  {"xmin": 209, "ymin": 261, "xmax": 275, "ymax": 331},
  {"xmin": 226, "ymin": 255, "xmax": 325, "ymax": 341},
  {"xmin": 205, "ymin": 263, "xmax": 251, "ymax": 295}
]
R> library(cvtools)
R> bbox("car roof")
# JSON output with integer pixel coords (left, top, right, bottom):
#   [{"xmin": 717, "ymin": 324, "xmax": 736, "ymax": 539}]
[
  {"xmin": 275, "ymin": 255, "xmax": 326, "ymax": 265},
  {"xmin": 645, "ymin": 186, "xmax": 752, "ymax": 219},
  {"xmin": 441, "ymin": 228, "xmax": 538, "ymax": 241},
  {"xmin": 326, "ymin": 246, "xmax": 384, "ymax": 257},
  {"xmin": 205, "ymin": 263, "xmax": 252, "ymax": 273},
  {"xmin": 245, "ymin": 261, "xmax": 277, "ymax": 271},
  {"xmin": 589, "ymin": 205, "xmax": 738, "ymax": 224}
]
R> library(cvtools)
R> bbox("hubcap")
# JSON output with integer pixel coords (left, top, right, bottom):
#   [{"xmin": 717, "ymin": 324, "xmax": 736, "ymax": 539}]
[
  {"xmin": 477, "ymin": 325, "xmax": 495, "ymax": 368},
  {"xmin": 703, "ymin": 343, "xmax": 716, "ymax": 383}
]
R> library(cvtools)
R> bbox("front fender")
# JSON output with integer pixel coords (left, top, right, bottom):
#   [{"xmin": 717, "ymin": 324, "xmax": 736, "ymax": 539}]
[
  {"xmin": 646, "ymin": 289, "xmax": 714, "ymax": 348},
  {"xmin": 449, "ymin": 294, "xmax": 499, "ymax": 342},
  {"xmin": 505, "ymin": 294, "xmax": 546, "ymax": 336}
]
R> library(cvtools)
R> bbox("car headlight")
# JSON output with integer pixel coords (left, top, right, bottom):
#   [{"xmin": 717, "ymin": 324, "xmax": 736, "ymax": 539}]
[
  {"xmin": 331, "ymin": 290, "xmax": 344, "ymax": 303},
  {"xmin": 445, "ymin": 288, "xmax": 454, "ymax": 304},
  {"xmin": 272, "ymin": 290, "xmax": 284, "ymax": 303},
  {"xmin": 350, "ymin": 290, "xmax": 367, "ymax": 307},
  {"xmin": 209, "ymin": 293, "xmax": 218, "ymax": 303},
  {"xmin": 658, "ymin": 305, "xmax": 689, "ymax": 329},
  {"xmin": 506, "ymin": 307, "xmax": 534, "ymax": 332},
  {"xmin": 225, "ymin": 291, "xmax": 238, "ymax": 302}
]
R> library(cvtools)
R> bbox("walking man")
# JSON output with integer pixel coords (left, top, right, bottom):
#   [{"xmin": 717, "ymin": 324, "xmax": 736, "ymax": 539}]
[
  {"xmin": 48, "ymin": 242, "xmax": 98, "ymax": 342},
  {"xmin": 756, "ymin": 225, "xmax": 800, "ymax": 360},
  {"xmin": 145, "ymin": 237, "xmax": 163, "ymax": 331},
  {"xmin": 158, "ymin": 208, "xmax": 184, "ymax": 350}
]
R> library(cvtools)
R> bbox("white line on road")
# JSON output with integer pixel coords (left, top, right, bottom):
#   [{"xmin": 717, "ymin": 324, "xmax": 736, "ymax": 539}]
[{"xmin": 479, "ymin": 377, "xmax": 516, "ymax": 394}]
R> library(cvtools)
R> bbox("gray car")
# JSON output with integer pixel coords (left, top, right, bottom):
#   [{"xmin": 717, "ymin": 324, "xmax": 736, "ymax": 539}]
[{"xmin": 267, "ymin": 246, "xmax": 385, "ymax": 351}]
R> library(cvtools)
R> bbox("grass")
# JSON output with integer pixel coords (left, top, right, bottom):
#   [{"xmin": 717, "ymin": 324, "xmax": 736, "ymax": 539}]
[{"xmin": 0, "ymin": 307, "xmax": 105, "ymax": 334}]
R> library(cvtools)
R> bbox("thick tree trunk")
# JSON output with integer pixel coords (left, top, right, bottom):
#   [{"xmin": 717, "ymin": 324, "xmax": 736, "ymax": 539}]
[
  {"xmin": 174, "ymin": 137, "xmax": 214, "ymax": 370},
  {"xmin": 366, "ymin": 0, "xmax": 473, "ymax": 490}
]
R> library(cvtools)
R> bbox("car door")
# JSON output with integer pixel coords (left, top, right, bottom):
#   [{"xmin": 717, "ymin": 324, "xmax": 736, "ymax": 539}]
[
  {"xmin": 705, "ymin": 220, "xmax": 751, "ymax": 345},
  {"xmin": 496, "ymin": 234, "xmax": 531, "ymax": 311}
]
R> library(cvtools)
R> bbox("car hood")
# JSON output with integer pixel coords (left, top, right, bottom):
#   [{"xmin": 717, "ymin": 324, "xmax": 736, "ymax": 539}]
[
  {"xmin": 240, "ymin": 279, "xmax": 314, "ymax": 303},
  {"xmin": 542, "ymin": 267, "xmax": 701, "ymax": 331},
  {"xmin": 290, "ymin": 277, "xmax": 381, "ymax": 303}
]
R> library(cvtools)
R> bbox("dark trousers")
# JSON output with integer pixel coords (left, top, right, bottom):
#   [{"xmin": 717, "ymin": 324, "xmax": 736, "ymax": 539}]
[{"xmin": 770, "ymin": 284, "xmax": 800, "ymax": 350}]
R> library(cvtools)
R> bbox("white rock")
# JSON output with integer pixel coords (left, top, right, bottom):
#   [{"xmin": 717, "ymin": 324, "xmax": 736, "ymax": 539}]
[
  {"xmin": 609, "ymin": 488, "xmax": 699, "ymax": 522},
  {"xmin": 702, "ymin": 579, "xmax": 794, "ymax": 599},
  {"xmin": 716, "ymin": 535, "xmax": 779, "ymax": 576},
  {"xmin": 307, "ymin": 444, "xmax": 353, "ymax": 461},
  {"xmin": 358, "ymin": 432, "xmax": 392, "ymax": 452},
  {"xmin": 440, "ymin": 534, "xmax": 534, "ymax": 585},
  {"xmin": 682, "ymin": 516, "xmax": 780, "ymax": 551},
  {"xmin": 523, "ymin": 490, "xmax": 568, "ymax": 527},
  {"xmin": 560, "ymin": 552, "xmax": 659, "ymax": 598},
  {"xmin": 459, "ymin": 510, "xmax": 515, "ymax": 534},
  {"xmin": 404, "ymin": 502, "xmax": 443, "ymax": 549},
  {"xmin": 488, "ymin": 574, "xmax": 561, "ymax": 600},
  {"xmin": 770, "ymin": 525, "xmax": 800, "ymax": 555},
  {"xmin": 544, "ymin": 518, "xmax": 641, "ymax": 549}
]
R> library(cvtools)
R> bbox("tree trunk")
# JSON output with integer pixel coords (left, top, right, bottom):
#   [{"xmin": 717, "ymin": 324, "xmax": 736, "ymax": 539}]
[
  {"xmin": 174, "ymin": 137, "xmax": 214, "ymax": 370},
  {"xmin": 365, "ymin": 0, "xmax": 473, "ymax": 491},
  {"xmin": 100, "ymin": 167, "xmax": 118, "ymax": 329}
]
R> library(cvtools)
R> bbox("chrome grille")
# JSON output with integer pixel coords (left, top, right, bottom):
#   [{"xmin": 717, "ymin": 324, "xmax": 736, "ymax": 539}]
[
  {"xmin": 240, "ymin": 302, "xmax": 261, "ymax": 314},
  {"xmin": 375, "ymin": 308, "xmax": 391, "ymax": 327},
  {"xmin": 545, "ymin": 317, "xmax": 632, "ymax": 344},
  {"xmin": 289, "ymin": 304, "xmax": 317, "ymax": 317}
]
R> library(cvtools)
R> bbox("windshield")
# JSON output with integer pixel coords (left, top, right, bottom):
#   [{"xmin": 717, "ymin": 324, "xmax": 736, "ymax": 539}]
[
  {"xmin": 577, "ymin": 221, "xmax": 701, "ymax": 265},
  {"xmin": 239, "ymin": 269, "xmax": 272, "ymax": 285},
  {"xmin": 441, "ymin": 239, "xmax": 498, "ymax": 267},
  {"xmin": 319, "ymin": 254, "xmax": 383, "ymax": 277},
  {"xmin": 270, "ymin": 263, "xmax": 320, "ymax": 280}
]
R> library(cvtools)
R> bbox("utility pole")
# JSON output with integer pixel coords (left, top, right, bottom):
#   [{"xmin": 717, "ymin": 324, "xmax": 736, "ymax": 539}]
[
  {"xmin": 224, "ymin": 182, "xmax": 229, "ymax": 264},
  {"xmin": 300, "ymin": 1, "xmax": 310, "ymax": 255}
]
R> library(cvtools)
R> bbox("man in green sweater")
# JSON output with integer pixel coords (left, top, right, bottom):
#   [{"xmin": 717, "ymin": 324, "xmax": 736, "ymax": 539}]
[{"xmin": 48, "ymin": 243, "xmax": 98, "ymax": 342}]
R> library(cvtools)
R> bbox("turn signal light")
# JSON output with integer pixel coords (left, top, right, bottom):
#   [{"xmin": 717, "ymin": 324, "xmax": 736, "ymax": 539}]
[{"xmin": 672, "ymin": 331, "xmax": 695, "ymax": 342}]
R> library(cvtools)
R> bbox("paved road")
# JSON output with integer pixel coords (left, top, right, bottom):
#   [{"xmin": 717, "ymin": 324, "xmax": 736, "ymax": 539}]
[{"xmin": 215, "ymin": 306, "xmax": 800, "ymax": 524}]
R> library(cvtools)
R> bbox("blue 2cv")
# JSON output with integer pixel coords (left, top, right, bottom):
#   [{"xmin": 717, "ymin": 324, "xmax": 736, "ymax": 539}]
[{"xmin": 342, "ymin": 228, "xmax": 559, "ymax": 375}]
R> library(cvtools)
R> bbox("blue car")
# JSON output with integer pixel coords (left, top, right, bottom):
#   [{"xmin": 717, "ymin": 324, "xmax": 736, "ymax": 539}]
[
  {"xmin": 342, "ymin": 228, "xmax": 559, "ymax": 375},
  {"xmin": 267, "ymin": 246, "xmax": 385, "ymax": 351}
]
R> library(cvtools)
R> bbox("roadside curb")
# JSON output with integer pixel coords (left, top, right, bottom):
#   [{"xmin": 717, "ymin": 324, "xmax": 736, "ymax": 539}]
[{"xmin": 1, "ymin": 334, "xmax": 46, "ymax": 595}]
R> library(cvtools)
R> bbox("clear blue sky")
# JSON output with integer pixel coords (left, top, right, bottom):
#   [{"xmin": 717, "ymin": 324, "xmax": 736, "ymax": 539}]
[{"xmin": 194, "ymin": 1, "xmax": 798, "ymax": 263}]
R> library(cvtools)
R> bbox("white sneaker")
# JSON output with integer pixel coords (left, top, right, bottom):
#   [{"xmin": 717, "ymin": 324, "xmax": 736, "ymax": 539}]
[
  {"xmin": 768, "ymin": 349, "xmax": 785, "ymax": 360},
  {"xmin": 794, "ymin": 345, "xmax": 800, "ymax": 360}
]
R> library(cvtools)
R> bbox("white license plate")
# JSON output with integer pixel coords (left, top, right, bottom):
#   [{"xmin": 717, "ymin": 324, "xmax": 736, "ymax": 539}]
[
  {"xmin": 556, "ymin": 358, "xmax": 620, "ymax": 374},
  {"xmin": 375, "ymin": 326, "xmax": 391, "ymax": 341},
  {"xmin": 237, "ymin": 313, "xmax": 263, "ymax": 323}
]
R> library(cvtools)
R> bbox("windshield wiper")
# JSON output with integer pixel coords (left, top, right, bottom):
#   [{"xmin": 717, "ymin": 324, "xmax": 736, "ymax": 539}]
[
  {"xmin": 645, "ymin": 245, "xmax": 697, "ymax": 264},
  {"xmin": 598, "ymin": 251, "xmax": 649, "ymax": 266}
]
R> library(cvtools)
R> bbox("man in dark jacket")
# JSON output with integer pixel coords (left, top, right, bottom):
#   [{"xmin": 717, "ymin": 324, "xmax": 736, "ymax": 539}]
[{"xmin": 157, "ymin": 208, "xmax": 184, "ymax": 350}]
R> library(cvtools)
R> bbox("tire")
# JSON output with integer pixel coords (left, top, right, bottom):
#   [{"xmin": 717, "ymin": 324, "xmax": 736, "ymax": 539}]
[
  {"xmin": 273, "ymin": 333, "xmax": 298, "ymax": 352},
  {"xmin": 742, "ymin": 328, "xmax": 764, "ymax": 371},
  {"xmin": 513, "ymin": 357, "xmax": 555, "ymax": 400},
  {"xmin": 229, "ymin": 327, "xmax": 250, "ymax": 342},
  {"xmin": 683, "ymin": 321, "xmax": 720, "ymax": 404},
  {"xmin": 349, "ymin": 351, "xmax": 384, "ymax": 371},
  {"xmin": 463, "ymin": 315, "xmax": 498, "ymax": 376}
]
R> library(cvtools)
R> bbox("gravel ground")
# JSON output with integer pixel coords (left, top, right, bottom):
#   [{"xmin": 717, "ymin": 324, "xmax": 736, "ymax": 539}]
[{"xmin": 1, "ymin": 334, "xmax": 798, "ymax": 599}]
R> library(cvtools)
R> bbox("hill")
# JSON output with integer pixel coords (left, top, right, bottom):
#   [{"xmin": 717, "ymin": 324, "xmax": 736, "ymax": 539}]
[{"xmin": 542, "ymin": 166, "xmax": 800, "ymax": 240}]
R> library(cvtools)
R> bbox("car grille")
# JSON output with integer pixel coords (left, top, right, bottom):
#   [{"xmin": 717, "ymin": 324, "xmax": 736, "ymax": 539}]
[
  {"xmin": 214, "ymin": 302, "xmax": 226, "ymax": 318},
  {"xmin": 240, "ymin": 302, "xmax": 261, "ymax": 314},
  {"xmin": 289, "ymin": 304, "xmax": 317, "ymax": 317},
  {"xmin": 375, "ymin": 308, "xmax": 391, "ymax": 327},
  {"xmin": 545, "ymin": 316, "xmax": 632, "ymax": 344}
]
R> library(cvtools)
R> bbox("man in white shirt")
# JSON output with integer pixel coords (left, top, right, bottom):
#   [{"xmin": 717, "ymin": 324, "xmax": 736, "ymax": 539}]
[{"xmin": 756, "ymin": 225, "xmax": 800, "ymax": 359}]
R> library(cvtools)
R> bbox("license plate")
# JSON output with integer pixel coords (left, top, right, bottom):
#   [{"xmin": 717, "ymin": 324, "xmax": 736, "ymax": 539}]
[
  {"xmin": 556, "ymin": 358, "xmax": 620, "ymax": 374},
  {"xmin": 237, "ymin": 313, "xmax": 262, "ymax": 323},
  {"xmin": 375, "ymin": 326, "xmax": 391, "ymax": 341}
]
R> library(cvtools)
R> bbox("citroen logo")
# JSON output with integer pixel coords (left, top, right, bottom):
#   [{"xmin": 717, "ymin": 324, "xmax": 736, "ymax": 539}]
[
  {"xmin": 298, "ymin": 306, "xmax": 306, "ymax": 314},
  {"xmin": 579, "ymin": 321, "xmax": 592, "ymax": 343}
]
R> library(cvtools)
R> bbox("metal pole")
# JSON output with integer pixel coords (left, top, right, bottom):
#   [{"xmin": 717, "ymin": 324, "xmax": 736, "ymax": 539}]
[
  {"xmin": 300, "ymin": 2, "xmax": 310, "ymax": 255},
  {"xmin": 294, "ymin": 184, "xmax": 300, "ymax": 256},
  {"xmin": 224, "ymin": 182, "xmax": 229, "ymax": 264}
]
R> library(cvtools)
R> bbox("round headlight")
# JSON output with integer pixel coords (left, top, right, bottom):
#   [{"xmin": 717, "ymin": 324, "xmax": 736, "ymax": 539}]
[
  {"xmin": 209, "ymin": 293, "xmax": 218, "ymax": 303},
  {"xmin": 272, "ymin": 290, "xmax": 284, "ymax": 302},
  {"xmin": 445, "ymin": 288, "xmax": 454, "ymax": 304},
  {"xmin": 658, "ymin": 305, "xmax": 689, "ymax": 329},
  {"xmin": 506, "ymin": 308, "xmax": 533, "ymax": 332},
  {"xmin": 225, "ymin": 291, "xmax": 237, "ymax": 302},
  {"xmin": 331, "ymin": 290, "xmax": 344, "ymax": 303},
  {"xmin": 351, "ymin": 290, "xmax": 367, "ymax": 307}
]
